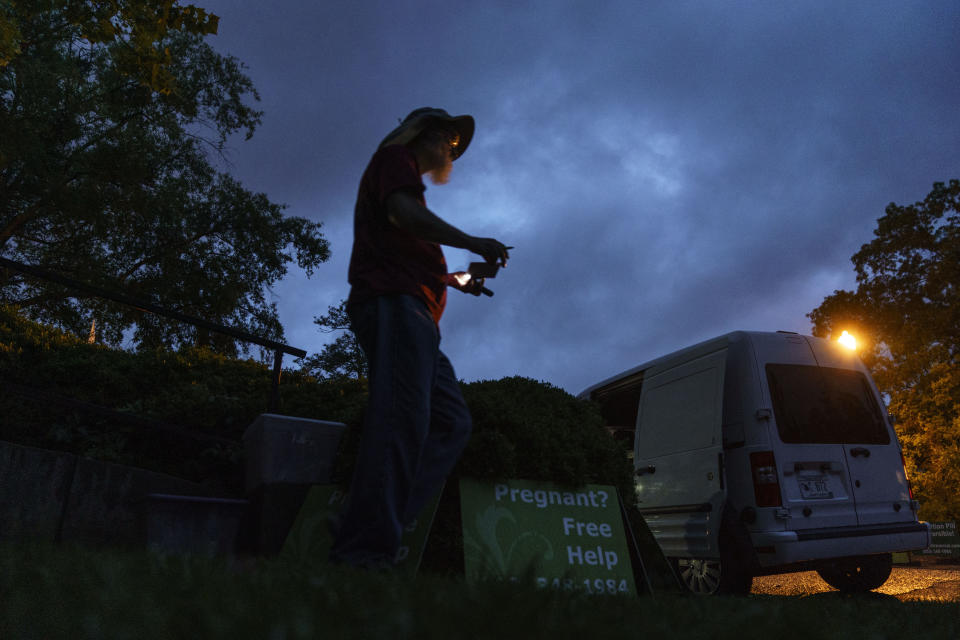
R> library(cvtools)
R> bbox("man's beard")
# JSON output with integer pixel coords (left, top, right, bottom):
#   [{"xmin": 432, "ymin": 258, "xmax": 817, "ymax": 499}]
[{"xmin": 428, "ymin": 159, "xmax": 453, "ymax": 185}]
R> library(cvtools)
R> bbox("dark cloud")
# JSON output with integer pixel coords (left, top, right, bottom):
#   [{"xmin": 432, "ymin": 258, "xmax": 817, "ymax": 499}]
[{"xmin": 202, "ymin": 0, "xmax": 960, "ymax": 392}]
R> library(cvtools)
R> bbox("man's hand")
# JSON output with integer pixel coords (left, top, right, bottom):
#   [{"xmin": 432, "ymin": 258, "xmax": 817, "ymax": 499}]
[
  {"xmin": 468, "ymin": 237, "xmax": 511, "ymax": 267},
  {"xmin": 446, "ymin": 272, "xmax": 489, "ymax": 296}
]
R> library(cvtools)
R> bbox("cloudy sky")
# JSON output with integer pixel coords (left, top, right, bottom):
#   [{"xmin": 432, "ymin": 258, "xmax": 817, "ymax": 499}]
[{"xmin": 199, "ymin": 0, "xmax": 958, "ymax": 394}]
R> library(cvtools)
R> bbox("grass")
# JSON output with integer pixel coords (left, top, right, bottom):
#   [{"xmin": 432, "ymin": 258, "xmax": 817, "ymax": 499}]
[{"xmin": 1, "ymin": 543, "xmax": 958, "ymax": 640}]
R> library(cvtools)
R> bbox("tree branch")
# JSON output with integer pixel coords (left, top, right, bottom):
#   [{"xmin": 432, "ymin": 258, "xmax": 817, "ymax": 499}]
[{"xmin": 0, "ymin": 203, "xmax": 42, "ymax": 250}]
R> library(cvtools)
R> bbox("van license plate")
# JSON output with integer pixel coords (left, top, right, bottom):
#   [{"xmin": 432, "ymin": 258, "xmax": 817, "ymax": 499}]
[{"xmin": 798, "ymin": 476, "xmax": 833, "ymax": 499}]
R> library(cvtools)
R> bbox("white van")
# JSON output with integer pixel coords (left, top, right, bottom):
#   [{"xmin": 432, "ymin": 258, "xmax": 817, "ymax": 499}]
[{"xmin": 580, "ymin": 331, "xmax": 931, "ymax": 594}]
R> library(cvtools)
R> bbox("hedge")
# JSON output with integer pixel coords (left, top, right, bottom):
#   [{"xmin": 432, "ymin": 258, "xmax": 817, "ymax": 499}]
[
  {"xmin": 0, "ymin": 305, "xmax": 366, "ymax": 490},
  {"xmin": 1, "ymin": 306, "xmax": 633, "ymax": 572}
]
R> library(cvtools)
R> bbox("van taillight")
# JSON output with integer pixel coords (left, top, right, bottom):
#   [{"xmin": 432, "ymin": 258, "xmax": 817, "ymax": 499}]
[
  {"xmin": 901, "ymin": 452, "xmax": 914, "ymax": 500},
  {"xmin": 750, "ymin": 451, "xmax": 782, "ymax": 507}
]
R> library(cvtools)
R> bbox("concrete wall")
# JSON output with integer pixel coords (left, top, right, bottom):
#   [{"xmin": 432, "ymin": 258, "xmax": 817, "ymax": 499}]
[
  {"xmin": 0, "ymin": 440, "xmax": 211, "ymax": 547},
  {"xmin": 2, "ymin": 413, "xmax": 348, "ymax": 554},
  {"xmin": 0, "ymin": 441, "xmax": 75, "ymax": 541}
]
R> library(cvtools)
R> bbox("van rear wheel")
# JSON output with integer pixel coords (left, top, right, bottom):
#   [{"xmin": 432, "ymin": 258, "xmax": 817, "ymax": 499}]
[
  {"xmin": 673, "ymin": 511, "xmax": 755, "ymax": 595},
  {"xmin": 673, "ymin": 556, "xmax": 753, "ymax": 595},
  {"xmin": 816, "ymin": 554, "xmax": 893, "ymax": 593}
]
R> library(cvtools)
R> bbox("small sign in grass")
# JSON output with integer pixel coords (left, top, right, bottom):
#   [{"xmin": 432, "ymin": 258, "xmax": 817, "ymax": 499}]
[
  {"xmin": 460, "ymin": 478, "xmax": 637, "ymax": 596},
  {"xmin": 923, "ymin": 521, "xmax": 960, "ymax": 557}
]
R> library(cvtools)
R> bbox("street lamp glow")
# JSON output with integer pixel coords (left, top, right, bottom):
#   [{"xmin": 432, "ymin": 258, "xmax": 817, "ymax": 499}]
[{"xmin": 838, "ymin": 330, "xmax": 857, "ymax": 350}]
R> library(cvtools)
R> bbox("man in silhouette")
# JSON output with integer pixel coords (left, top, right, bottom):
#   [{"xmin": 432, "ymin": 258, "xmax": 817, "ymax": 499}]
[{"xmin": 330, "ymin": 108, "xmax": 510, "ymax": 569}]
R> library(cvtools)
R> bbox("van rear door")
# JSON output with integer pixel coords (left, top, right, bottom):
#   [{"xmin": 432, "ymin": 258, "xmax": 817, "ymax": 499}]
[
  {"xmin": 753, "ymin": 333, "xmax": 857, "ymax": 531},
  {"xmin": 805, "ymin": 338, "xmax": 914, "ymax": 527},
  {"xmin": 634, "ymin": 349, "xmax": 726, "ymax": 557},
  {"xmin": 759, "ymin": 334, "xmax": 913, "ymax": 530}
]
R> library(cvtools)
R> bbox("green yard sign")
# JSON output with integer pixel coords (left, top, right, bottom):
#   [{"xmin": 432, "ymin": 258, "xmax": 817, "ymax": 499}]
[
  {"xmin": 921, "ymin": 521, "xmax": 960, "ymax": 557},
  {"xmin": 280, "ymin": 484, "xmax": 442, "ymax": 576},
  {"xmin": 459, "ymin": 478, "xmax": 637, "ymax": 596}
]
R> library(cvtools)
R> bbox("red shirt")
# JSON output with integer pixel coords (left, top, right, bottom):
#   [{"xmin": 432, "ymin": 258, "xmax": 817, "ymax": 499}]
[{"xmin": 347, "ymin": 145, "xmax": 448, "ymax": 323}]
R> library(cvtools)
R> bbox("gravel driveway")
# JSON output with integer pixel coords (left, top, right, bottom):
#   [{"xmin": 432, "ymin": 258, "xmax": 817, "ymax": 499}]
[{"xmin": 751, "ymin": 563, "xmax": 960, "ymax": 602}]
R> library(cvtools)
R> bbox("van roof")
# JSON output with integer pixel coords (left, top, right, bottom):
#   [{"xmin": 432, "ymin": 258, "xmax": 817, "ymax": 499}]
[{"xmin": 578, "ymin": 330, "xmax": 817, "ymax": 400}]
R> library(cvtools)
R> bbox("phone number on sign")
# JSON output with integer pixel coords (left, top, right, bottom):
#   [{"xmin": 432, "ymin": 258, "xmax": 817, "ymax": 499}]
[{"xmin": 536, "ymin": 577, "xmax": 631, "ymax": 595}]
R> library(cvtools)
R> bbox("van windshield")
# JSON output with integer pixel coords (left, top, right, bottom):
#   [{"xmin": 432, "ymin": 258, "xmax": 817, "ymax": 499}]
[{"xmin": 766, "ymin": 364, "xmax": 890, "ymax": 445}]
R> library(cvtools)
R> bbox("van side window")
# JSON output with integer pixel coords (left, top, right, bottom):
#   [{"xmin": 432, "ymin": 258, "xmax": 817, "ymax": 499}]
[
  {"xmin": 592, "ymin": 372, "xmax": 643, "ymax": 450},
  {"xmin": 766, "ymin": 364, "xmax": 890, "ymax": 445}
]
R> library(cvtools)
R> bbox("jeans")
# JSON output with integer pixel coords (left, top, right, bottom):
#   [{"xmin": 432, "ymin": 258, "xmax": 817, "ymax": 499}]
[{"xmin": 328, "ymin": 294, "xmax": 472, "ymax": 568}]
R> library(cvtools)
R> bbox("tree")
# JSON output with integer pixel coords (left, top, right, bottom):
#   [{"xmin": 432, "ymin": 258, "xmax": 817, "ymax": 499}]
[
  {"xmin": 809, "ymin": 179, "xmax": 960, "ymax": 520},
  {"xmin": 1, "ymin": 1, "xmax": 219, "ymax": 93},
  {"xmin": 300, "ymin": 300, "xmax": 367, "ymax": 381},
  {"xmin": 0, "ymin": 4, "xmax": 330, "ymax": 354}
]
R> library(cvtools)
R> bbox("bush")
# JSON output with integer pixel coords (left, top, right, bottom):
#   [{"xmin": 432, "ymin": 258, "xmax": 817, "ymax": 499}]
[
  {"xmin": 2, "ymin": 307, "xmax": 632, "ymax": 574},
  {"xmin": 332, "ymin": 376, "xmax": 633, "ymax": 574},
  {"xmin": 0, "ymin": 305, "xmax": 366, "ymax": 491},
  {"xmin": 459, "ymin": 377, "xmax": 632, "ymax": 494}
]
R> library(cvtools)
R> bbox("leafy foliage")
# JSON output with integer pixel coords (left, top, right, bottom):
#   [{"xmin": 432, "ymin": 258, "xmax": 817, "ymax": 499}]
[
  {"xmin": 0, "ymin": 305, "xmax": 365, "ymax": 490},
  {"xmin": 332, "ymin": 375, "xmax": 635, "ymax": 574},
  {"xmin": 299, "ymin": 300, "xmax": 367, "ymax": 381},
  {"xmin": 330, "ymin": 376, "xmax": 632, "ymax": 502},
  {"xmin": 3, "ymin": 308, "xmax": 631, "ymax": 571},
  {"xmin": 0, "ymin": 4, "xmax": 329, "ymax": 355},
  {"xmin": 809, "ymin": 179, "xmax": 960, "ymax": 520},
  {"xmin": 459, "ymin": 377, "xmax": 633, "ymax": 496},
  {"xmin": 0, "ymin": 1, "xmax": 219, "ymax": 93}
]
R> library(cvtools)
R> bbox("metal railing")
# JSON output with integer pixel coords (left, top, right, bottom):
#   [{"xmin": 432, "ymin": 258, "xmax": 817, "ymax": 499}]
[{"xmin": 0, "ymin": 256, "xmax": 306, "ymax": 413}]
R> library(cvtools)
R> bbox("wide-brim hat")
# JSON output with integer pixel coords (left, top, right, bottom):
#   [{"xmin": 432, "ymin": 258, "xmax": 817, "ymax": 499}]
[{"xmin": 378, "ymin": 107, "xmax": 475, "ymax": 160}]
